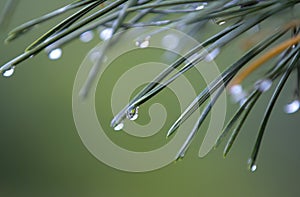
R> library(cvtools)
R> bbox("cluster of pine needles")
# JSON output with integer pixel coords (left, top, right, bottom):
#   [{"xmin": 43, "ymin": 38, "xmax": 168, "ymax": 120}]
[{"xmin": 1, "ymin": 0, "xmax": 300, "ymax": 171}]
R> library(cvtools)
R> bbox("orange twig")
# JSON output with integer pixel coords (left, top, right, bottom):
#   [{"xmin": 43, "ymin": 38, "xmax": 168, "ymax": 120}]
[{"xmin": 229, "ymin": 34, "xmax": 300, "ymax": 88}]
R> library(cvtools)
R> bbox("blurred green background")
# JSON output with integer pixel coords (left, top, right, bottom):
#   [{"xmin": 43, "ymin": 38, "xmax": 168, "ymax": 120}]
[{"xmin": 0, "ymin": 1, "xmax": 300, "ymax": 196}]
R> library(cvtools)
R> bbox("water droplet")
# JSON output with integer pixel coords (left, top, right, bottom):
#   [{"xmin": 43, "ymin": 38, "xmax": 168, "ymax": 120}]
[
  {"xmin": 195, "ymin": 5, "xmax": 205, "ymax": 10},
  {"xmin": 217, "ymin": 21, "xmax": 226, "ymax": 25},
  {"xmin": 153, "ymin": 20, "xmax": 170, "ymax": 26},
  {"xmin": 230, "ymin": 85, "xmax": 243, "ymax": 95},
  {"xmin": 130, "ymin": 113, "xmax": 138, "ymax": 121},
  {"xmin": 126, "ymin": 106, "xmax": 139, "ymax": 121},
  {"xmin": 135, "ymin": 36, "xmax": 151, "ymax": 48},
  {"xmin": 80, "ymin": 30, "xmax": 94, "ymax": 43},
  {"xmin": 162, "ymin": 34, "xmax": 179, "ymax": 50},
  {"xmin": 229, "ymin": 85, "xmax": 247, "ymax": 103},
  {"xmin": 284, "ymin": 100, "xmax": 300, "ymax": 114},
  {"xmin": 250, "ymin": 164, "xmax": 257, "ymax": 172},
  {"xmin": 195, "ymin": 2, "xmax": 207, "ymax": 10},
  {"xmin": 255, "ymin": 79, "xmax": 272, "ymax": 92},
  {"xmin": 2, "ymin": 66, "xmax": 15, "ymax": 77},
  {"xmin": 114, "ymin": 122, "xmax": 124, "ymax": 131},
  {"xmin": 48, "ymin": 48, "xmax": 62, "ymax": 60},
  {"xmin": 205, "ymin": 48, "xmax": 220, "ymax": 62},
  {"xmin": 100, "ymin": 28, "xmax": 113, "ymax": 40}
]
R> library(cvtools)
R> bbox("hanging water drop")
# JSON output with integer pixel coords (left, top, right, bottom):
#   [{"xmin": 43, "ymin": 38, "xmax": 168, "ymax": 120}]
[
  {"xmin": 284, "ymin": 100, "xmax": 300, "ymax": 114},
  {"xmin": 100, "ymin": 28, "xmax": 113, "ymax": 40},
  {"xmin": 2, "ymin": 66, "xmax": 15, "ymax": 77},
  {"xmin": 135, "ymin": 36, "xmax": 150, "ymax": 48},
  {"xmin": 80, "ymin": 30, "xmax": 94, "ymax": 43},
  {"xmin": 129, "ymin": 113, "xmax": 138, "ymax": 121},
  {"xmin": 195, "ymin": 5, "xmax": 205, "ymax": 10},
  {"xmin": 250, "ymin": 164, "xmax": 257, "ymax": 172},
  {"xmin": 195, "ymin": 2, "xmax": 207, "ymax": 10},
  {"xmin": 229, "ymin": 84, "xmax": 247, "ymax": 103},
  {"xmin": 255, "ymin": 79, "xmax": 272, "ymax": 92},
  {"xmin": 217, "ymin": 21, "xmax": 226, "ymax": 25},
  {"xmin": 114, "ymin": 122, "xmax": 124, "ymax": 131},
  {"xmin": 230, "ymin": 85, "xmax": 243, "ymax": 95},
  {"xmin": 126, "ymin": 106, "xmax": 139, "ymax": 121},
  {"xmin": 48, "ymin": 48, "xmax": 62, "ymax": 60}
]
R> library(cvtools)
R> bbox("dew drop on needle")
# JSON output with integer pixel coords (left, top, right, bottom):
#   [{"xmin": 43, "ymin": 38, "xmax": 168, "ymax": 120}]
[
  {"xmin": 100, "ymin": 28, "xmax": 113, "ymax": 41},
  {"xmin": 48, "ymin": 48, "xmax": 62, "ymax": 60},
  {"xmin": 80, "ymin": 31, "xmax": 94, "ymax": 43},
  {"xmin": 135, "ymin": 36, "xmax": 151, "ymax": 48},
  {"xmin": 229, "ymin": 84, "xmax": 247, "ymax": 103},
  {"xmin": 2, "ymin": 66, "xmax": 15, "ymax": 77},
  {"xmin": 284, "ymin": 100, "xmax": 300, "ymax": 114},
  {"xmin": 114, "ymin": 122, "xmax": 124, "ymax": 131},
  {"xmin": 250, "ymin": 164, "xmax": 257, "ymax": 172},
  {"xmin": 126, "ymin": 106, "xmax": 139, "ymax": 121},
  {"xmin": 255, "ymin": 79, "xmax": 272, "ymax": 92}
]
